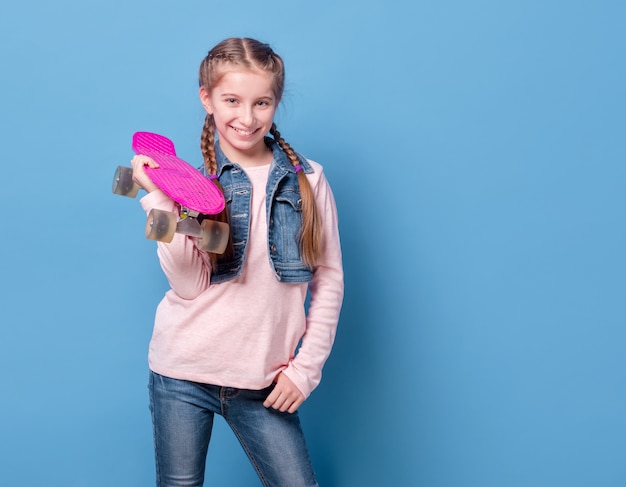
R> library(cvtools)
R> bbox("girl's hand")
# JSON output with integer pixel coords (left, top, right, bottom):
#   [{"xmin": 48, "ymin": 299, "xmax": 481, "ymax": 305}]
[
  {"xmin": 263, "ymin": 372, "xmax": 305, "ymax": 414},
  {"xmin": 130, "ymin": 155, "xmax": 160, "ymax": 193}
]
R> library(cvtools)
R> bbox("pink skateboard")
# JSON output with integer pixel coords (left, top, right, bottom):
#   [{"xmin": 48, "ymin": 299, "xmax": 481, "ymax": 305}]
[{"xmin": 113, "ymin": 132, "xmax": 229, "ymax": 254}]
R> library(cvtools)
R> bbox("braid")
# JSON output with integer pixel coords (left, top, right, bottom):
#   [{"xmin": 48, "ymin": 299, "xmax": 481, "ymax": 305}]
[
  {"xmin": 200, "ymin": 114, "xmax": 233, "ymax": 259},
  {"xmin": 270, "ymin": 123, "xmax": 300, "ymax": 166},
  {"xmin": 271, "ymin": 124, "xmax": 322, "ymax": 268},
  {"xmin": 201, "ymin": 114, "xmax": 217, "ymax": 175}
]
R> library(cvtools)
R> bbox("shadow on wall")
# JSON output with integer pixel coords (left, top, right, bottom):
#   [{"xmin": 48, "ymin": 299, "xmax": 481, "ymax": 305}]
[{"xmin": 301, "ymin": 185, "xmax": 389, "ymax": 486}]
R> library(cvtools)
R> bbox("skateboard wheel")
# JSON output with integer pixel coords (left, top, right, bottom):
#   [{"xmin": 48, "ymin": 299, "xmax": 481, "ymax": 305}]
[
  {"xmin": 198, "ymin": 220, "xmax": 229, "ymax": 254},
  {"xmin": 145, "ymin": 209, "xmax": 177, "ymax": 243},
  {"xmin": 112, "ymin": 166, "xmax": 139, "ymax": 197}
]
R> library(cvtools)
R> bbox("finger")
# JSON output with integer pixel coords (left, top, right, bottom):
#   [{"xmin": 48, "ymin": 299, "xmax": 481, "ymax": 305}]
[
  {"xmin": 287, "ymin": 398, "xmax": 303, "ymax": 414},
  {"xmin": 272, "ymin": 392, "xmax": 289, "ymax": 411},
  {"xmin": 278, "ymin": 391, "xmax": 300, "ymax": 413},
  {"xmin": 131, "ymin": 155, "xmax": 159, "ymax": 169},
  {"xmin": 267, "ymin": 387, "xmax": 292, "ymax": 411},
  {"xmin": 263, "ymin": 388, "xmax": 280, "ymax": 409}
]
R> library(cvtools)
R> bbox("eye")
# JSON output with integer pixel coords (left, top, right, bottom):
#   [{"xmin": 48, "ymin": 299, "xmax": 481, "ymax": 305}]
[
  {"xmin": 225, "ymin": 97, "xmax": 238, "ymax": 104},
  {"xmin": 256, "ymin": 99, "xmax": 272, "ymax": 107}
]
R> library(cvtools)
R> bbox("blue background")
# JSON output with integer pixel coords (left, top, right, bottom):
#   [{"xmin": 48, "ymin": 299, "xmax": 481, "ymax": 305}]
[{"xmin": 1, "ymin": 0, "xmax": 624, "ymax": 485}]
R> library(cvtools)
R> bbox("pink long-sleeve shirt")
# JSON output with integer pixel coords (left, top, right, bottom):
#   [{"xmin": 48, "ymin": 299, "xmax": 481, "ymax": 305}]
[{"xmin": 139, "ymin": 160, "xmax": 343, "ymax": 399}]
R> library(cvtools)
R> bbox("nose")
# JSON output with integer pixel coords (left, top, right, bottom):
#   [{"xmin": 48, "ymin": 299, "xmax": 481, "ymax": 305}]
[{"xmin": 240, "ymin": 104, "xmax": 254, "ymax": 126}]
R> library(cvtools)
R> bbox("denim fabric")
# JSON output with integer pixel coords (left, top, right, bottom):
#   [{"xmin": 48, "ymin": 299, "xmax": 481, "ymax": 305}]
[
  {"xmin": 149, "ymin": 372, "xmax": 319, "ymax": 487},
  {"xmin": 201, "ymin": 139, "xmax": 314, "ymax": 284}
]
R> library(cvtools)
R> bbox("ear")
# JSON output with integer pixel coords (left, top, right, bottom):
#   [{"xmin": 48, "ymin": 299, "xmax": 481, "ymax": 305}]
[{"xmin": 199, "ymin": 86, "xmax": 213, "ymax": 114}]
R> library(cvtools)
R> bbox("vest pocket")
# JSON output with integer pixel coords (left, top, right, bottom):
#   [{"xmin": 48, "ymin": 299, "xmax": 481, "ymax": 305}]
[
  {"xmin": 274, "ymin": 190, "xmax": 302, "ymax": 211},
  {"xmin": 272, "ymin": 190, "xmax": 303, "ymax": 262}
]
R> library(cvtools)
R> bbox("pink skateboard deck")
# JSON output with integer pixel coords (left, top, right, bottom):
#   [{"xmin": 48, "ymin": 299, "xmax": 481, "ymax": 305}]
[{"xmin": 132, "ymin": 132, "xmax": 225, "ymax": 215}]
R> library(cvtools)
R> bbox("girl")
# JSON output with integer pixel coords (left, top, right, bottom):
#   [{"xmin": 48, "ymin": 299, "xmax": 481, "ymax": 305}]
[{"xmin": 130, "ymin": 38, "xmax": 344, "ymax": 487}]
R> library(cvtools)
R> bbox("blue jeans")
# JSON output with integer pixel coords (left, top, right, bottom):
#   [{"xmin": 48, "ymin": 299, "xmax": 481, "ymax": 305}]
[{"xmin": 148, "ymin": 371, "xmax": 319, "ymax": 487}]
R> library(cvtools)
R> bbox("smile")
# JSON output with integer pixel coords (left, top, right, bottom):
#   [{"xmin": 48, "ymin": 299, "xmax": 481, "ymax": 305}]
[{"xmin": 231, "ymin": 126, "xmax": 259, "ymax": 136}]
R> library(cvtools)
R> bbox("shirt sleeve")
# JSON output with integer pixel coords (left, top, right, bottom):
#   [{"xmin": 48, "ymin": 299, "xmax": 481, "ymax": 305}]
[
  {"xmin": 140, "ymin": 190, "xmax": 212, "ymax": 300},
  {"xmin": 282, "ymin": 166, "xmax": 344, "ymax": 398}
]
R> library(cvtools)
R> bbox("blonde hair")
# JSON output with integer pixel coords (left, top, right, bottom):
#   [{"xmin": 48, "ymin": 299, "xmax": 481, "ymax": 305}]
[{"xmin": 199, "ymin": 38, "xmax": 321, "ymax": 268}]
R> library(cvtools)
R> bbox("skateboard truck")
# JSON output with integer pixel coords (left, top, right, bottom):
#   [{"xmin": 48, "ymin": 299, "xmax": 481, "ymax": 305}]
[
  {"xmin": 112, "ymin": 132, "xmax": 229, "ymax": 254},
  {"xmin": 144, "ymin": 207, "xmax": 228, "ymax": 253}
]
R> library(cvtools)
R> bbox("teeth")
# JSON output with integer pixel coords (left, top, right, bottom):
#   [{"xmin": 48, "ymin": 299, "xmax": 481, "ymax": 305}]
[{"xmin": 233, "ymin": 127, "xmax": 256, "ymax": 136}]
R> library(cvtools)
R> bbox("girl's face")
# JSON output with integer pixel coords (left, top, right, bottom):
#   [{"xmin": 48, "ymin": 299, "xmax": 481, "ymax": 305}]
[{"xmin": 200, "ymin": 68, "xmax": 278, "ymax": 166}]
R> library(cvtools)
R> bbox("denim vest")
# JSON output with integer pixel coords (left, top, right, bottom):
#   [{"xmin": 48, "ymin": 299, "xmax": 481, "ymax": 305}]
[{"xmin": 200, "ymin": 139, "xmax": 314, "ymax": 285}]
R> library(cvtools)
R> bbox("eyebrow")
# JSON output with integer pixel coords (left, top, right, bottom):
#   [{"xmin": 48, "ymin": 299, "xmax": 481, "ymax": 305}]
[{"xmin": 220, "ymin": 93, "xmax": 274, "ymax": 100}]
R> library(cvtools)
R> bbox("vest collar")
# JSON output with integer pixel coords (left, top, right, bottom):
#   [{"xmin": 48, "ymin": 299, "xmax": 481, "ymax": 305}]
[{"xmin": 215, "ymin": 137, "xmax": 312, "ymax": 176}]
